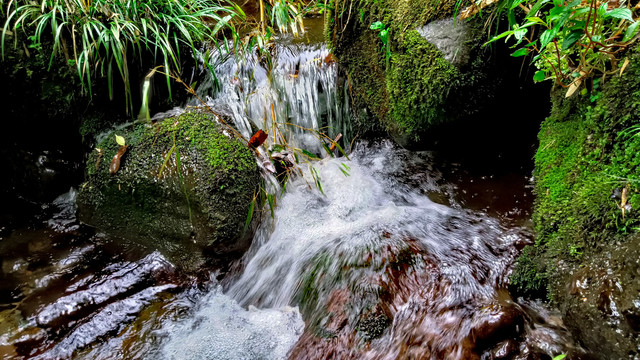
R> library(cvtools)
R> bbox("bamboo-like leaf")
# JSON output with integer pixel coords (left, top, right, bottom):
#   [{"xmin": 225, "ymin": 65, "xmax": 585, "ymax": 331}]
[
  {"xmin": 244, "ymin": 195, "xmax": 255, "ymax": 231},
  {"xmin": 266, "ymin": 193, "xmax": 275, "ymax": 219},
  {"xmin": 158, "ymin": 144, "xmax": 176, "ymax": 179}
]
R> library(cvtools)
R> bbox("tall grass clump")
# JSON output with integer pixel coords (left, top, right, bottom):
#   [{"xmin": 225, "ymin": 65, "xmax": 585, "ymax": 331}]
[{"xmin": 1, "ymin": 0, "xmax": 243, "ymax": 112}]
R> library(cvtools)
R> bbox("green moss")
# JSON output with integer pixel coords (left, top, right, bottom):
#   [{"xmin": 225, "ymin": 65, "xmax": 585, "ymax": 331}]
[
  {"xmin": 512, "ymin": 45, "xmax": 640, "ymax": 295},
  {"xmin": 387, "ymin": 30, "xmax": 459, "ymax": 138},
  {"xmin": 326, "ymin": 0, "xmax": 460, "ymax": 138}
]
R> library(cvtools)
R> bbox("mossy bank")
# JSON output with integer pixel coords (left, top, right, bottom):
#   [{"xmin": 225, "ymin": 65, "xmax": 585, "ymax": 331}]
[
  {"xmin": 512, "ymin": 45, "xmax": 640, "ymax": 358},
  {"xmin": 78, "ymin": 111, "xmax": 260, "ymax": 270}
]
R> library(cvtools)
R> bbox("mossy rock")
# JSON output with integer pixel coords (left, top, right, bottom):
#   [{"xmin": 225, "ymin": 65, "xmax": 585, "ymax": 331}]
[
  {"xmin": 511, "ymin": 44, "xmax": 640, "ymax": 358},
  {"xmin": 78, "ymin": 111, "xmax": 260, "ymax": 269},
  {"xmin": 325, "ymin": 0, "xmax": 529, "ymax": 147}
]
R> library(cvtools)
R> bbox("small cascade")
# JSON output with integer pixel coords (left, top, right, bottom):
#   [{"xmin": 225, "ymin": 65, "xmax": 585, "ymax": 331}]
[{"xmin": 193, "ymin": 41, "xmax": 352, "ymax": 156}]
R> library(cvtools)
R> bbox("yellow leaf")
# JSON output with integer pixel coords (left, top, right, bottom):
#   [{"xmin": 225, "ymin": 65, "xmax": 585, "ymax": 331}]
[
  {"xmin": 566, "ymin": 72, "xmax": 586, "ymax": 98},
  {"xmin": 565, "ymin": 80, "xmax": 581, "ymax": 97},
  {"xmin": 620, "ymin": 57, "xmax": 630, "ymax": 76},
  {"xmin": 115, "ymin": 134, "xmax": 126, "ymax": 147}
]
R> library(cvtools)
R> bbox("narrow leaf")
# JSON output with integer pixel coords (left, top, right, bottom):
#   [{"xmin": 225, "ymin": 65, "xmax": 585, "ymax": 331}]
[
  {"xmin": 244, "ymin": 196, "xmax": 255, "ymax": 231},
  {"xmin": 158, "ymin": 144, "xmax": 176, "ymax": 179},
  {"xmin": 620, "ymin": 57, "xmax": 630, "ymax": 76}
]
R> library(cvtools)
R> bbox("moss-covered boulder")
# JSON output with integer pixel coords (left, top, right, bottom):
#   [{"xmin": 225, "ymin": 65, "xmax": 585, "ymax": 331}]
[
  {"xmin": 78, "ymin": 111, "xmax": 260, "ymax": 269},
  {"xmin": 511, "ymin": 45, "xmax": 640, "ymax": 357},
  {"xmin": 325, "ymin": 0, "xmax": 542, "ymax": 147}
]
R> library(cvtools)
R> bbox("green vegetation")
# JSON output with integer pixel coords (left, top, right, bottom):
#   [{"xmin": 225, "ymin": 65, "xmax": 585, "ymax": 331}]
[
  {"xmin": 482, "ymin": 0, "xmax": 639, "ymax": 95},
  {"xmin": 1, "ymin": 0, "xmax": 243, "ymax": 112},
  {"xmin": 511, "ymin": 44, "xmax": 640, "ymax": 294},
  {"xmin": 386, "ymin": 30, "xmax": 460, "ymax": 137}
]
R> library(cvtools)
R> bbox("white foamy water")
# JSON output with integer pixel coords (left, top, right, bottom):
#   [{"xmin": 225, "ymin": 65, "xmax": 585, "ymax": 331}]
[{"xmin": 158, "ymin": 286, "xmax": 304, "ymax": 360}]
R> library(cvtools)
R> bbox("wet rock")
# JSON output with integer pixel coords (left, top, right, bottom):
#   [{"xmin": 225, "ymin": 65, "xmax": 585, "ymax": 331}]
[
  {"xmin": 471, "ymin": 297, "xmax": 524, "ymax": 350},
  {"xmin": 78, "ymin": 111, "xmax": 260, "ymax": 270},
  {"xmin": 490, "ymin": 339, "xmax": 518, "ymax": 359},
  {"xmin": 551, "ymin": 235, "xmax": 640, "ymax": 359},
  {"xmin": 417, "ymin": 17, "xmax": 471, "ymax": 67}
]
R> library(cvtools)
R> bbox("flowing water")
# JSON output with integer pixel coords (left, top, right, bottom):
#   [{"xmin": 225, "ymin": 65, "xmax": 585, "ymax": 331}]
[{"xmin": 1, "ymin": 21, "xmax": 591, "ymax": 360}]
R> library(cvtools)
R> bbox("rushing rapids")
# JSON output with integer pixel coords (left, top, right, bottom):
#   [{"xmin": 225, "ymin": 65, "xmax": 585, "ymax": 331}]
[{"xmin": 0, "ymin": 23, "xmax": 591, "ymax": 359}]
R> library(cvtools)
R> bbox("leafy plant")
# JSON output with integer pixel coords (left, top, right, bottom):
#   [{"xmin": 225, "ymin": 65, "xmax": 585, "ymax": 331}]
[
  {"xmin": 477, "ymin": 0, "xmax": 639, "ymax": 96},
  {"xmin": 1, "ymin": 0, "xmax": 243, "ymax": 112},
  {"xmin": 370, "ymin": 21, "xmax": 391, "ymax": 67}
]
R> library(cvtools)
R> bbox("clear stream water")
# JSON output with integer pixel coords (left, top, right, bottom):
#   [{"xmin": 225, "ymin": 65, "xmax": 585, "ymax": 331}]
[{"xmin": 0, "ymin": 20, "xmax": 590, "ymax": 360}]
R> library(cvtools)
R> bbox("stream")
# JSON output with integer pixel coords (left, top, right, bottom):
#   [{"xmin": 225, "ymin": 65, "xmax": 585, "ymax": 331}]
[{"xmin": 1, "ymin": 19, "xmax": 592, "ymax": 360}]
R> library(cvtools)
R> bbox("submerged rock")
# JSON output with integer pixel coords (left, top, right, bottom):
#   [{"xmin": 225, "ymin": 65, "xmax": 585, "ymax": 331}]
[{"xmin": 78, "ymin": 111, "xmax": 260, "ymax": 269}]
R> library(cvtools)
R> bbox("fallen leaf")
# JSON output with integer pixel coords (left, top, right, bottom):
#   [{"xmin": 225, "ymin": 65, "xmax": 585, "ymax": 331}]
[
  {"xmin": 110, "ymin": 145, "xmax": 129, "ymax": 175},
  {"xmin": 565, "ymin": 72, "xmax": 586, "ymax": 98},
  {"xmin": 324, "ymin": 53, "xmax": 337, "ymax": 64},
  {"xmin": 248, "ymin": 130, "xmax": 268, "ymax": 149},
  {"xmin": 115, "ymin": 134, "xmax": 126, "ymax": 146}
]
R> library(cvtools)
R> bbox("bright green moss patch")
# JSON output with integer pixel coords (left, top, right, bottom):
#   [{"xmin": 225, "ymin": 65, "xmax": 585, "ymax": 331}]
[
  {"xmin": 387, "ymin": 30, "xmax": 459, "ymax": 138},
  {"xmin": 512, "ymin": 45, "xmax": 640, "ymax": 295},
  {"xmin": 326, "ymin": 0, "xmax": 460, "ymax": 139}
]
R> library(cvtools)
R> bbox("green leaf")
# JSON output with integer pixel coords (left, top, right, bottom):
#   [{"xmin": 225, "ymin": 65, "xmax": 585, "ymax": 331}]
[
  {"xmin": 510, "ymin": 0, "xmax": 527, "ymax": 10},
  {"xmin": 321, "ymin": 142, "xmax": 335, "ymax": 157},
  {"xmin": 597, "ymin": 2, "xmax": 607, "ymax": 17},
  {"xmin": 514, "ymin": 27, "xmax": 528, "ymax": 41},
  {"xmin": 624, "ymin": 21, "xmax": 640, "ymax": 41},
  {"xmin": 379, "ymin": 28, "xmax": 389, "ymax": 43},
  {"xmin": 511, "ymin": 47, "xmax": 529, "ymax": 57},
  {"xmin": 540, "ymin": 28, "xmax": 557, "ymax": 49},
  {"xmin": 533, "ymin": 70, "xmax": 546, "ymax": 82},
  {"xmin": 115, "ymin": 134, "xmax": 126, "ymax": 146},
  {"xmin": 267, "ymin": 193, "xmax": 275, "ymax": 219},
  {"xmin": 562, "ymin": 30, "xmax": 582, "ymax": 50},
  {"xmin": 485, "ymin": 30, "xmax": 514, "ymax": 45},
  {"xmin": 370, "ymin": 21, "xmax": 385, "ymax": 30},
  {"xmin": 158, "ymin": 144, "xmax": 176, "ymax": 179},
  {"xmin": 605, "ymin": 8, "xmax": 634, "ymax": 22},
  {"xmin": 301, "ymin": 149, "xmax": 320, "ymax": 159},
  {"xmin": 552, "ymin": 355, "xmax": 566, "ymax": 360},
  {"xmin": 523, "ymin": 16, "xmax": 547, "ymax": 27},
  {"xmin": 529, "ymin": 0, "xmax": 551, "ymax": 16}
]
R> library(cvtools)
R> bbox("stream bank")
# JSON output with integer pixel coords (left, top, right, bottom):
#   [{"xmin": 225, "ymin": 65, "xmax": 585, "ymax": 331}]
[{"xmin": 512, "ymin": 45, "xmax": 640, "ymax": 358}]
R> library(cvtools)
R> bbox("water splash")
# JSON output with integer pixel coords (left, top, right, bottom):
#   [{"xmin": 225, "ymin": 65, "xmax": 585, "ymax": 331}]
[{"xmin": 157, "ymin": 286, "xmax": 304, "ymax": 360}]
